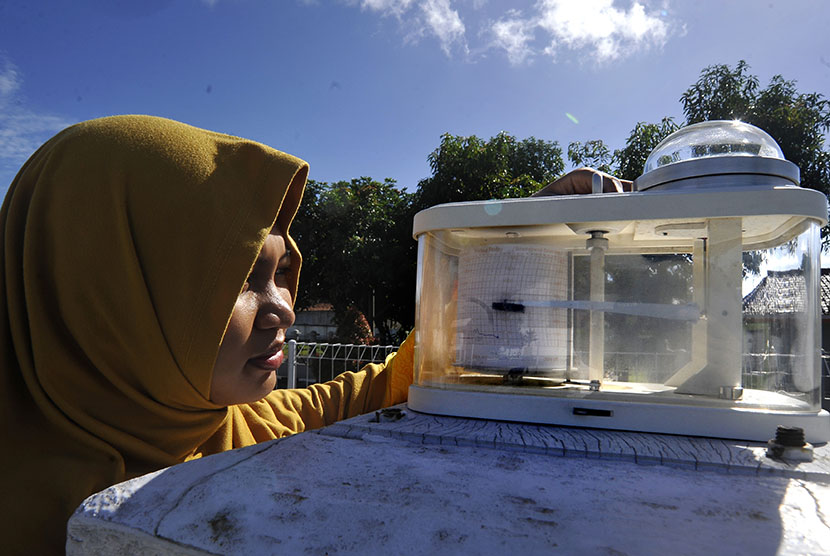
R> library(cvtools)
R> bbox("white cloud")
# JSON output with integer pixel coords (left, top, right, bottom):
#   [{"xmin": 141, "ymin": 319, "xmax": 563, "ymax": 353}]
[
  {"xmin": 357, "ymin": 0, "xmax": 467, "ymax": 55},
  {"xmin": 361, "ymin": 0, "xmax": 415, "ymax": 16},
  {"xmin": 420, "ymin": 0, "xmax": 466, "ymax": 55},
  {"xmin": 489, "ymin": 10, "xmax": 535, "ymax": 65},
  {"xmin": 0, "ymin": 112, "xmax": 70, "ymax": 161},
  {"xmin": 0, "ymin": 58, "xmax": 73, "ymax": 184},
  {"xmin": 534, "ymin": 0, "xmax": 669, "ymax": 63},
  {"xmin": 339, "ymin": 0, "xmax": 677, "ymax": 63},
  {"xmin": 0, "ymin": 63, "xmax": 20, "ymax": 97}
]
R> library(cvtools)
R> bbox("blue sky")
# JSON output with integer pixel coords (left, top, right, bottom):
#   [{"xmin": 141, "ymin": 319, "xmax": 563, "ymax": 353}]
[{"xmin": 1, "ymin": 0, "xmax": 829, "ymax": 196}]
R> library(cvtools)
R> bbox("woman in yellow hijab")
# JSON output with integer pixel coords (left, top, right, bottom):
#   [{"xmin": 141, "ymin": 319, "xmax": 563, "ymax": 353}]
[{"xmin": 0, "ymin": 115, "xmax": 413, "ymax": 554}]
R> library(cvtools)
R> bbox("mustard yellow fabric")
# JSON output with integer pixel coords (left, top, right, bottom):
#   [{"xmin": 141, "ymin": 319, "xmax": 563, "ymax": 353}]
[
  {"xmin": 199, "ymin": 336, "xmax": 413, "ymax": 455},
  {"xmin": 0, "ymin": 115, "xmax": 413, "ymax": 555}
]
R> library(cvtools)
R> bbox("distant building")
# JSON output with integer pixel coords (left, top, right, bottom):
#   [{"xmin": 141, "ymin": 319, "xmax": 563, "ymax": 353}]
[
  {"xmin": 741, "ymin": 267, "xmax": 830, "ymax": 409},
  {"xmin": 288, "ymin": 303, "xmax": 336, "ymax": 342},
  {"xmin": 742, "ymin": 268, "xmax": 830, "ymax": 353}
]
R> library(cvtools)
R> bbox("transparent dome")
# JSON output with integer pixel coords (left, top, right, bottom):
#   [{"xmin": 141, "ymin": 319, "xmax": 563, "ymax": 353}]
[{"xmin": 643, "ymin": 121, "xmax": 785, "ymax": 174}]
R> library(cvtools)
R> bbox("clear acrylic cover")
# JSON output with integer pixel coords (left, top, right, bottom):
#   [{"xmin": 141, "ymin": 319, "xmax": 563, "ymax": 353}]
[
  {"xmin": 414, "ymin": 210, "xmax": 822, "ymax": 414},
  {"xmin": 643, "ymin": 120, "xmax": 785, "ymax": 174}
]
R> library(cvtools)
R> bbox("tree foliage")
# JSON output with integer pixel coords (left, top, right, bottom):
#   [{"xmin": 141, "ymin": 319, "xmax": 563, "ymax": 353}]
[
  {"xmin": 415, "ymin": 132, "xmax": 564, "ymax": 209},
  {"xmin": 292, "ymin": 177, "xmax": 417, "ymax": 344},
  {"xmin": 680, "ymin": 61, "xmax": 830, "ymax": 247},
  {"xmin": 567, "ymin": 139, "xmax": 613, "ymax": 174},
  {"xmin": 567, "ymin": 118, "xmax": 679, "ymax": 180},
  {"xmin": 335, "ymin": 306, "xmax": 374, "ymax": 345},
  {"xmin": 679, "ymin": 60, "xmax": 759, "ymax": 123},
  {"xmin": 613, "ymin": 118, "xmax": 680, "ymax": 180}
]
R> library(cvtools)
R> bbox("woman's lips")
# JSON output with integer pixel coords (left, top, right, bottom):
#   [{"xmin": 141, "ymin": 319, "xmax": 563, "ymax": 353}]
[{"xmin": 248, "ymin": 349, "xmax": 284, "ymax": 370}]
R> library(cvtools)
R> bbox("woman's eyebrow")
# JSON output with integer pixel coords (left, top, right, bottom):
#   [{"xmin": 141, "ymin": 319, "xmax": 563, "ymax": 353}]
[{"xmin": 280, "ymin": 249, "xmax": 292, "ymax": 262}]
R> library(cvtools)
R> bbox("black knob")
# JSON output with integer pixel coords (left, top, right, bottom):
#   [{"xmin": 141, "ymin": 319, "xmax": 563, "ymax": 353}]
[{"xmin": 774, "ymin": 425, "xmax": 805, "ymax": 447}]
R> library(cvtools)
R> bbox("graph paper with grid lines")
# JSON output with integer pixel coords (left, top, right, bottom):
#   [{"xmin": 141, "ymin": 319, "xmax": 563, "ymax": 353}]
[{"xmin": 454, "ymin": 244, "xmax": 569, "ymax": 371}]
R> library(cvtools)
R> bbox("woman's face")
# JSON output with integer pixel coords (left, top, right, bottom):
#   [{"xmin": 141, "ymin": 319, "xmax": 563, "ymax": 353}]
[{"xmin": 210, "ymin": 228, "xmax": 295, "ymax": 406}]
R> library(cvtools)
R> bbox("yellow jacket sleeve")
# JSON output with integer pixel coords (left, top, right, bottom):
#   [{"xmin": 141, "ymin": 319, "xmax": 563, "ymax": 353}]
[{"xmin": 197, "ymin": 331, "xmax": 415, "ymax": 453}]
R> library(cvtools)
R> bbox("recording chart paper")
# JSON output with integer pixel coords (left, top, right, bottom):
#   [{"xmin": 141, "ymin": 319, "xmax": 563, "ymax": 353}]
[{"xmin": 454, "ymin": 244, "xmax": 569, "ymax": 372}]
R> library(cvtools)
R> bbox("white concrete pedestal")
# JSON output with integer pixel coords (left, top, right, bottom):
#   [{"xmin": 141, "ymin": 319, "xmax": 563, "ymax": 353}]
[{"xmin": 68, "ymin": 405, "xmax": 830, "ymax": 555}]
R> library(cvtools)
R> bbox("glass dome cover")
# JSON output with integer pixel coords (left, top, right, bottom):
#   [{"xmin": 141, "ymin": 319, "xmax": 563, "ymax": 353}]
[{"xmin": 643, "ymin": 120, "xmax": 785, "ymax": 174}]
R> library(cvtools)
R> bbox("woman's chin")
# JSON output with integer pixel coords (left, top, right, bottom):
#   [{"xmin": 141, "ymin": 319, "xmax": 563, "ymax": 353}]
[
  {"xmin": 212, "ymin": 369, "xmax": 278, "ymax": 406},
  {"xmin": 261, "ymin": 371, "xmax": 278, "ymax": 394},
  {"xmin": 249, "ymin": 370, "xmax": 277, "ymax": 402}
]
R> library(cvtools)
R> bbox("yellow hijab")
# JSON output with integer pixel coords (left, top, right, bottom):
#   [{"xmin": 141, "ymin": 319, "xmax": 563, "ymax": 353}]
[{"xmin": 0, "ymin": 115, "xmax": 310, "ymax": 553}]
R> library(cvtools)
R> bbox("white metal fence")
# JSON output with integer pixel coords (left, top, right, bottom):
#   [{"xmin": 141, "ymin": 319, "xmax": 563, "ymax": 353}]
[{"xmin": 277, "ymin": 340, "xmax": 399, "ymax": 389}]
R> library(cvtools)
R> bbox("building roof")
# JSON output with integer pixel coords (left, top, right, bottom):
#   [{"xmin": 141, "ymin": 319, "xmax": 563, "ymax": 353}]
[
  {"xmin": 742, "ymin": 268, "xmax": 830, "ymax": 316},
  {"xmin": 300, "ymin": 302, "xmax": 334, "ymax": 312}
]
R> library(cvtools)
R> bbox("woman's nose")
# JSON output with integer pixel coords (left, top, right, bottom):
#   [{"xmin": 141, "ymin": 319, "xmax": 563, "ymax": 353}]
[{"xmin": 254, "ymin": 286, "xmax": 295, "ymax": 330}]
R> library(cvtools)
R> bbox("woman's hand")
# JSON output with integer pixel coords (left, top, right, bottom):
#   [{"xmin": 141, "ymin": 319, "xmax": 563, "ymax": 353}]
[{"xmin": 532, "ymin": 168, "xmax": 632, "ymax": 196}]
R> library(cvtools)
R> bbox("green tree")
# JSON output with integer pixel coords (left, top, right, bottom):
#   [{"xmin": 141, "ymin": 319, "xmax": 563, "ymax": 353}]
[
  {"xmin": 679, "ymin": 60, "xmax": 759, "ymax": 123},
  {"xmin": 291, "ymin": 177, "xmax": 417, "ymax": 344},
  {"xmin": 568, "ymin": 118, "xmax": 680, "ymax": 180},
  {"xmin": 567, "ymin": 139, "xmax": 613, "ymax": 174},
  {"xmin": 291, "ymin": 178, "xmax": 327, "ymax": 309},
  {"xmin": 566, "ymin": 118, "xmax": 679, "ymax": 180},
  {"xmin": 681, "ymin": 61, "xmax": 830, "ymax": 196},
  {"xmin": 613, "ymin": 118, "xmax": 680, "ymax": 180},
  {"xmin": 335, "ymin": 306, "xmax": 374, "ymax": 345},
  {"xmin": 415, "ymin": 132, "xmax": 565, "ymax": 209}
]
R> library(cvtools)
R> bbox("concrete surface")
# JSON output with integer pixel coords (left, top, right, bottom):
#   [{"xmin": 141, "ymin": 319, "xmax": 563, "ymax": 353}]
[{"xmin": 68, "ymin": 405, "xmax": 830, "ymax": 555}]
